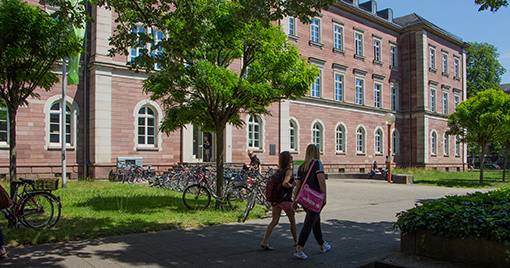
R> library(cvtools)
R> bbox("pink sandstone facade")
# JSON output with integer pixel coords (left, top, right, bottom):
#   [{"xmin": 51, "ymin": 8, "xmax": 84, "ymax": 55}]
[{"xmin": 7, "ymin": 0, "xmax": 468, "ymax": 179}]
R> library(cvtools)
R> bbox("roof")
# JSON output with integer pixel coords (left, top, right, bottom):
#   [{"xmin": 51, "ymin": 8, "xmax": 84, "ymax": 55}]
[
  {"xmin": 393, "ymin": 13, "xmax": 464, "ymax": 44},
  {"xmin": 502, "ymin": 83, "xmax": 510, "ymax": 93}
]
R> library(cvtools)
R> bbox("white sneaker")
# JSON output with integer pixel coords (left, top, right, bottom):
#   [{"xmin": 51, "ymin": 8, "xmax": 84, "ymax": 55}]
[
  {"xmin": 320, "ymin": 242, "xmax": 331, "ymax": 253},
  {"xmin": 293, "ymin": 251, "xmax": 308, "ymax": 259}
]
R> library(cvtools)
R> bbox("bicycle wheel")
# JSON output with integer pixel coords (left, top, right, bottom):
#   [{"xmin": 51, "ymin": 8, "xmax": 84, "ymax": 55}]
[
  {"xmin": 242, "ymin": 192, "xmax": 257, "ymax": 222},
  {"xmin": 20, "ymin": 192, "xmax": 55, "ymax": 228},
  {"xmin": 183, "ymin": 185, "xmax": 211, "ymax": 210},
  {"xmin": 45, "ymin": 193, "xmax": 62, "ymax": 228},
  {"xmin": 227, "ymin": 186, "xmax": 251, "ymax": 211}
]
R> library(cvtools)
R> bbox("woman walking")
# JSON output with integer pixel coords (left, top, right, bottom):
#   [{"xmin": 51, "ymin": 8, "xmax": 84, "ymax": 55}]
[
  {"xmin": 260, "ymin": 151, "xmax": 298, "ymax": 250},
  {"xmin": 293, "ymin": 144, "xmax": 330, "ymax": 259}
]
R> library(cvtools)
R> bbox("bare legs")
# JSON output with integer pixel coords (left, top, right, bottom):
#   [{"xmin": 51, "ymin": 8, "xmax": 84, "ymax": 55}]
[{"xmin": 261, "ymin": 205, "xmax": 298, "ymax": 249}]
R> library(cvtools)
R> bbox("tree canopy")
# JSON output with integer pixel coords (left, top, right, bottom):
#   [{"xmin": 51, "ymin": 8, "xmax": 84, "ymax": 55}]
[
  {"xmin": 447, "ymin": 89, "xmax": 510, "ymax": 183},
  {"xmin": 0, "ymin": 0, "xmax": 83, "ymax": 180},
  {"xmin": 475, "ymin": 0, "xmax": 509, "ymax": 11},
  {"xmin": 466, "ymin": 42, "xmax": 506, "ymax": 98},
  {"xmin": 98, "ymin": 0, "xmax": 323, "ymax": 199}
]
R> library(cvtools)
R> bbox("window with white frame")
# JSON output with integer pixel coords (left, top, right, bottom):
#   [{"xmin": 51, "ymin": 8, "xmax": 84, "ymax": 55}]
[
  {"xmin": 373, "ymin": 38, "xmax": 381, "ymax": 62},
  {"xmin": 49, "ymin": 102, "xmax": 72, "ymax": 146},
  {"xmin": 355, "ymin": 78, "xmax": 364, "ymax": 105},
  {"xmin": 454, "ymin": 95, "xmax": 460, "ymax": 109},
  {"xmin": 334, "ymin": 25, "xmax": 343, "ymax": 50},
  {"xmin": 0, "ymin": 106, "xmax": 7, "ymax": 145},
  {"xmin": 455, "ymin": 136, "xmax": 460, "ymax": 156},
  {"xmin": 130, "ymin": 26, "xmax": 146, "ymax": 63},
  {"xmin": 311, "ymin": 71, "xmax": 321, "ymax": 97},
  {"xmin": 312, "ymin": 123, "xmax": 322, "ymax": 151},
  {"xmin": 444, "ymin": 134, "xmax": 449, "ymax": 156},
  {"xmin": 138, "ymin": 106, "xmax": 156, "ymax": 146},
  {"xmin": 431, "ymin": 131, "xmax": 437, "ymax": 155},
  {"xmin": 430, "ymin": 87, "xmax": 436, "ymax": 112},
  {"xmin": 390, "ymin": 44, "xmax": 398, "ymax": 67},
  {"xmin": 442, "ymin": 53, "xmax": 448, "ymax": 74},
  {"xmin": 355, "ymin": 32, "xmax": 363, "ymax": 56},
  {"xmin": 289, "ymin": 120, "xmax": 296, "ymax": 151},
  {"xmin": 374, "ymin": 83, "xmax": 382, "ymax": 108},
  {"xmin": 454, "ymin": 57, "xmax": 460, "ymax": 78},
  {"xmin": 442, "ymin": 92, "xmax": 448, "ymax": 114},
  {"xmin": 392, "ymin": 130, "xmax": 399, "ymax": 155},
  {"xmin": 335, "ymin": 125, "xmax": 345, "ymax": 153},
  {"xmin": 356, "ymin": 127, "xmax": 365, "ymax": 154},
  {"xmin": 248, "ymin": 115, "xmax": 261, "ymax": 149},
  {"xmin": 429, "ymin": 47, "xmax": 436, "ymax": 70},
  {"xmin": 375, "ymin": 129, "xmax": 382, "ymax": 154},
  {"xmin": 310, "ymin": 18, "xmax": 320, "ymax": 43},
  {"xmin": 335, "ymin": 73, "xmax": 343, "ymax": 101},
  {"xmin": 391, "ymin": 84, "xmax": 398, "ymax": 111},
  {"xmin": 151, "ymin": 29, "xmax": 163, "ymax": 70},
  {"xmin": 289, "ymin": 17, "xmax": 296, "ymax": 36}
]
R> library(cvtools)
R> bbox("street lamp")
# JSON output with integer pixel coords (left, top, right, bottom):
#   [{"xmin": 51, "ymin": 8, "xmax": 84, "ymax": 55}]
[{"xmin": 384, "ymin": 113, "xmax": 396, "ymax": 183}]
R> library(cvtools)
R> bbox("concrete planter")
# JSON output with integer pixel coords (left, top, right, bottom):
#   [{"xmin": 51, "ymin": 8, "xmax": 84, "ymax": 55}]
[{"xmin": 401, "ymin": 229, "xmax": 510, "ymax": 268}]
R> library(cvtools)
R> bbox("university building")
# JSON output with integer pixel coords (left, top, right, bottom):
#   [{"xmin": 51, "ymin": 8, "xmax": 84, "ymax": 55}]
[{"xmin": 6, "ymin": 0, "xmax": 468, "ymax": 179}]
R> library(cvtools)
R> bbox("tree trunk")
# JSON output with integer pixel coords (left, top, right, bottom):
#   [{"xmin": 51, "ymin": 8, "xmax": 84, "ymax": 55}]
[
  {"xmin": 479, "ymin": 142, "xmax": 485, "ymax": 184},
  {"xmin": 8, "ymin": 106, "xmax": 17, "ymax": 182},
  {"xmin": 503, "ymin": 142, "xmax": 510, "ymax": 182},
  {"xmin": 214, "ymin": 124, "xmax": 225, "ymax": 208}
]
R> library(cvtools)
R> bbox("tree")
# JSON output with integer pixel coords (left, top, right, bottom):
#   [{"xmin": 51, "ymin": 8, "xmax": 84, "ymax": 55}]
[
  {"xmin": 466, "ymin": 42, "xmax": 506, "ymax": 98},
  {"xmin": 99, "ymin": 0, "xmax": 323, "ymax": 202},
  {"xmin": 447, "ymin": 89, "xmax": 510, "ymax": 184},
  {"xmin": 0, "ymin": 0, "xmax": 83, "ymax": 180},
  {"xmin": 475, "ymin": 0, "xmax": 509, "ymax": 11}
]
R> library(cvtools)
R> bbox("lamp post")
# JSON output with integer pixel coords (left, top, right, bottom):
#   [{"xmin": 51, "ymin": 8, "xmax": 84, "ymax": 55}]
[{"xmin": 384, "ymin": 113, "xmax": 396, "ymax": 183}]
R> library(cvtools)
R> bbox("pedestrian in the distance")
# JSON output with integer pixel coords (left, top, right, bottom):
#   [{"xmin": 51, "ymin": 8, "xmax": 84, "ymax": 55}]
[
  {"xmin": 260, "ymin": 151, "xmax": 298, "ymax": 250},
  {"xmin": 293, "ymin": 144, "xmax": 331, "ymax": 259}
]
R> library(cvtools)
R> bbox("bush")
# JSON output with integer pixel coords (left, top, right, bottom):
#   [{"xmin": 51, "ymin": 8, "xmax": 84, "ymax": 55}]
[{"xmin": 394, "ymin": 187, "xmax": 510, "ymax": 243}]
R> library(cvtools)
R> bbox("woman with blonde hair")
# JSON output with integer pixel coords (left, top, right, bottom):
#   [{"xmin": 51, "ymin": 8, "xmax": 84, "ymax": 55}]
[
  {"xmin": 260, "ymin": 151, "xmax": 298, "ymax": 250},
  {"xmin": 293, "ymin": 144, "xmax": 330, "ymax": 259}
]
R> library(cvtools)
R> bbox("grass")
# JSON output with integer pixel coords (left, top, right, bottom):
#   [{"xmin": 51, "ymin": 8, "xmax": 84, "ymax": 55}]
[
  {"xmin": 394, "ymin": 167, "xmax": 510, "ymax": 188},
  {"xmin": 0, "ymin": 181, "xmax": 266, "ymax": 247}
]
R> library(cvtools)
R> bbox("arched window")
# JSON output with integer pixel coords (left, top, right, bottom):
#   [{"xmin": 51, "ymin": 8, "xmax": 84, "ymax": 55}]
[
  {"xmin": 312, "ymin": 123, "xmax": 322, "ymax": 150},
  {"xmin": 356, "ymin": 127, "xmax": 365, "ymax": 154},
  {"xmin": 392, "ymin": 130, "xmax": 399, "ymax": 155},
  {"xmin": 375, "ymin": 129, "xmax": 382, "ymax": 154},
  {"xmin": 138, "ymin": 106, "xmax": 156, "ymax": 146},
  {"xmin": 248, "ymin": 115, "xmax": 261, "ymax": 149},
  {"xmin": 335, "ymin": 125, "xmax": 345, "ymax": 153},
  {"xmin": 431, "ymin": 131, "xmax": 437, "ymax": 155},
  {"xmin": 289, "ymin": 120, "xmax": 296, "ymax": 151},
  {"xmin": 49, "ymin": 102, "xmax": 72, "ymax": 146}
]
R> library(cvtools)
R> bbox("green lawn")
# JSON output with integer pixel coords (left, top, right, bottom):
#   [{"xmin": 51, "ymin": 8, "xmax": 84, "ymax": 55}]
[
  {"xmin": 394, "ymin": 167, "xmax": 510, "ymax": 188},
  {"xmin": 0, "ymin": 181, "xmax": 266, "ymax": 247}
]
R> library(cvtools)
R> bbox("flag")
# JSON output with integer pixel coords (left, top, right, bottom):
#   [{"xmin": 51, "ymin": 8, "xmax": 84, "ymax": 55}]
[{"xmin": 67, "ymin": 0, "xmax": 86, "ymax": 86}]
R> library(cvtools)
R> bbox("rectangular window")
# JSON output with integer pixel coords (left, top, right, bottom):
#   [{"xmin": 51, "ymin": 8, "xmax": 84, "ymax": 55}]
[
  {"xmin": 454, "ymin": 95, "xmax": 460, "ymax": 109},
  {"xmin": 151, "ymin": 29, "xmax": 163, "ymax": 70},
  {"xmin": 390, "ymin": 45, "xmax": 398, "ymax": 67},
  {"xmin": 311, "ymin": 72, "xmax": 321, "ymax": 97},
  {"xmin": 355, "ymin": 79, "xmax": 364, "ymax": 105},
  {"xmin": 429, "ymin": 47, "xmax": 436, "ymax": 69},
  {"xmin": 443, "ymin": 92, "xmax": 448, "ymax": 114},
  {"xmin": 334, "ymin": 25, "xmax": 343, "ymax": 50},
  {"xmin": 310, "ymin": 18, "xmax": 320, "ymax": 43},
  {"xmin": 373, "ymin": 39, "xmax": 381, "ymax": 62},
  {"xmin": 455, "ymin": 136, "xmax": 460, "ymax": 156},
  {"xmin": 355, "ymin": 32, "xmax": 363, "ymax": 56},
  {"xmin": 374, "ymin": 83, "xmax": 381, "ymax": 108},
  {"xmin": 289, "ymin": 17, "xmax": 295, "ymax": 36},
  {"xmin": 454, "ymin": 58, "xmax": 460, "ymax": 77},
  {"xmin": 442, "ymin": 53, "xmax": 448, "ymax": 74},
  {"xmin": 391, "ymin": 85, "xmax": 398, "ymax": 111},
  {"xmin": 334, "ymin": 74, "xmax": 343, "ymax": 101},
  {"xmin": 430, "ymin": 88, "xmax": 436, "ymax": 112},
  {"xmin": 444, "ymin": 135, "xmax": 449, "ymax": 156},
  {"xmin": 0, "ymin": 106, "xmax": 7, "ymax": 144},
  {"xmin": 130, "ymin": 26, "xmax": 146, "ymax": 62}
]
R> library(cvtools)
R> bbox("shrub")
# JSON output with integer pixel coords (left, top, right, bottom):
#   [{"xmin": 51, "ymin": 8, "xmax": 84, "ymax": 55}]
[{"xmin": 394, "ymin": 187, "xmax": 510, "ymax": 243}]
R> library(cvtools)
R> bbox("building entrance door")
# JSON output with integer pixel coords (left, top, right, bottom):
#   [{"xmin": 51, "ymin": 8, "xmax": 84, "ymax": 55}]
[{"xmin": 192, "ymin": 127, "xmax": 214, "ymax": 162}]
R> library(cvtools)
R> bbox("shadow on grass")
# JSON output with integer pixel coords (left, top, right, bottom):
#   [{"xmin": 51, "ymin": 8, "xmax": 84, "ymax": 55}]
[
  {"xmin": 73, "ymin": 195, "xmax": 188, "ymax": 213},
  {"xmin": 413, "ymin": 179, "xmax": 497, "ymax": 188}
]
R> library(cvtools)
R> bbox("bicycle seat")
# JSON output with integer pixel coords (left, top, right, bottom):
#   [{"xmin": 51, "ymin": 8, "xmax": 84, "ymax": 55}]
[{"xmin": 20, "ymin": 178, "xmax": 35, "ymax": 184}]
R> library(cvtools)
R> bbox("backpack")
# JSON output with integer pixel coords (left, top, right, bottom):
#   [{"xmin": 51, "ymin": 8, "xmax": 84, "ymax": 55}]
[{"xmin": 265, "ymin": 168, "xmax": 290, "ymax": 203}]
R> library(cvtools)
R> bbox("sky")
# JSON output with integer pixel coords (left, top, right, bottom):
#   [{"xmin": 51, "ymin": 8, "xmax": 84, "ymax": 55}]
[{"xmin": 378, "ymin": 0, "xmax": 510, "ymax": 84}]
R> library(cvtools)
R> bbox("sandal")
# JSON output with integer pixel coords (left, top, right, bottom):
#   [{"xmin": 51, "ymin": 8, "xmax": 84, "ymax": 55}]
[
  {"xmin": 260, "ymin": 243, "xmax": 274, "ymax": 250},
  {"xmin": 0, "ymin": 248, "xmax": 6, "ymax": 259}
]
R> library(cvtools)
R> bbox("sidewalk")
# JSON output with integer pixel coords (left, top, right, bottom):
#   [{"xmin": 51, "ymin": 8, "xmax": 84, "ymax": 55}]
[{"xmin": 1, "ymin": 179, "xmax": 485, "ymax": 267}]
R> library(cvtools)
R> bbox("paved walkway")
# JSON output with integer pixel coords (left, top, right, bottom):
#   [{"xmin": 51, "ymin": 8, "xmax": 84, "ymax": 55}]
[{"xmin": 2, "ymin": 179, "xmax": 486, "ymax": 267}]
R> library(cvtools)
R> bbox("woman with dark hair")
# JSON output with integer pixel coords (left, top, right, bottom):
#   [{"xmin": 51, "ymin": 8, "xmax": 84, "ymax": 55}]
[
  {"xmin": 293, "ymin": 144, "xmax": 330, "ymax": 259},
  {"xmin": 260, "ymin": 151, "xmax": 298, "ymax": 250}
]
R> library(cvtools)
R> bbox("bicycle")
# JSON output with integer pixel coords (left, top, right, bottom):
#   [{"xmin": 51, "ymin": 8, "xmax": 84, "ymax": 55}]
[
  {"xmin": 242, "ymin": 168, "xmax": 274, "ymax": 222},
  {"xmin": 182, "ymin": 166, "xmax": 251, "ymax": 210},
  {"xmin": 1, "ymin": 178, "xmax": 62, "ymax": 229}
]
